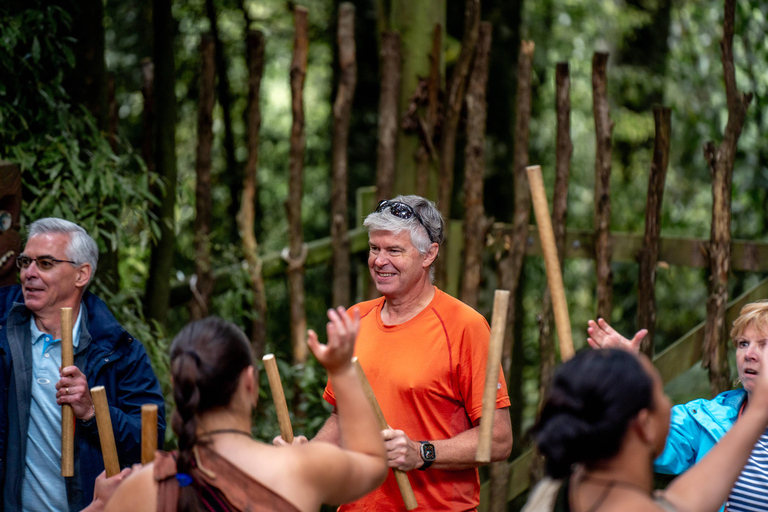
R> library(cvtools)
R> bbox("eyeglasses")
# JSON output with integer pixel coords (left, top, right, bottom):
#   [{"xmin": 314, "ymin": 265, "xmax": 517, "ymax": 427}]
[
  {"xmin": 16, "ymin": 255, "xmax": 77, "ymax": 271},
  {"xmin": 374, "ymin": 200, "xmax": 435, "ymax": 243}
]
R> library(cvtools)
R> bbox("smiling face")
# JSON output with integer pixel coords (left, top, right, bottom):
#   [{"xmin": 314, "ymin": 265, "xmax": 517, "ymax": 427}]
[
  {"xmin": 367, "ymin": 230, "xmax": 437, "ymax": 300},
  {"xmin": 734, "ymin": 324, "xmax": 768, "ymax": 396},
  {"xmin": 20, "ymin": 232, "xmax": 90, "ymax": 317}
]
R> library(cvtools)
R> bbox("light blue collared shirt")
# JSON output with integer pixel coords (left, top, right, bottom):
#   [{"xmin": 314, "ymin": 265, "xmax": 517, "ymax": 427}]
[{"xmin": 21, "ymin": 306, "xmax": 83, "ymax": 512}]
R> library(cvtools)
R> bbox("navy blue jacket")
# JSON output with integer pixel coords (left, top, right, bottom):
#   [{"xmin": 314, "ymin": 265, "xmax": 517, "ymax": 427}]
[{"xmin": 0, "ymin": 285, "xmax": 166, "ymax": 511}]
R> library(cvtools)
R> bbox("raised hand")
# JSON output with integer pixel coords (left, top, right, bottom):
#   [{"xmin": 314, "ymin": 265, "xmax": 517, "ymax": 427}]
[
  {"xmin": 586, "ymin": 318, "xmax": 646, "ymax": 353},
  {"xmin": 308, "ymin": 306, "xmax": 361, "ymax": 374}
]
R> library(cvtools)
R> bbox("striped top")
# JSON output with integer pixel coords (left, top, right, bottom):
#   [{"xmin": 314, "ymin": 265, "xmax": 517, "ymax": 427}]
[{"xmin": 726, "ymin": 428, "xmax": 768, "ymax": 511}]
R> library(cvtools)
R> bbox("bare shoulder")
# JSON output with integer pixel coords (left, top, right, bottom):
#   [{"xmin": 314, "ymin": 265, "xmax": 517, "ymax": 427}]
[{"xmin": 104, "ymin": 464, "xmax": 157, "ymax": 512}]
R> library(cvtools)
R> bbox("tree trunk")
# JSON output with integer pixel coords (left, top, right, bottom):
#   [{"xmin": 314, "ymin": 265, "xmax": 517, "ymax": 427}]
[
  {"xmin": 414, "ymin": 25, "xmax": 441, "ymax": 200},
  {"xmin": 141, "ymin": 58, "xmax": 155, "ymax": 177},
  {"xmin": 390, "ymin": 0, "xmax": 446, "ymax": 197},
  {"xmin": 144, "ymin": 0, "xmax": 178, "ymax": 329},
  {"xmin": 702, "ymin": 0, "xmax": 752, "ymax": 396},
  {"xmin": 287, "ymin": 7, "xmax": 309, "ymax": 364},
  {"xmin": 205, "ymin": 0, "xmax": 240, "ymax": 239},
  {"xmin": 497, "ymin": 39, "xmax": 534, "ymax": 383},
  {"xmin": 331, "ymin": 3, "xmax": 357, "ymax": 308},
  {"xmin": 460, "ymin": 23, "xmax": 492, "ymax": 310},
  {"xmin": 375, "ymin": 31, "xmax": 401, "ymax": 204},
  {"xmin": 237, "ymin": 29, "xmax": 268, "ymax": 360},
  {"xmin": 637, "ymin": 108, "xmax": 671, "ymax": 357},
  {"xmin": 190, "ymin": 35, "xmax": 216, "ymax": 321},
  {"xmin": 592, "ymin": 52, "xmax": 613, "ymax": 322},
  {"xmin": 530, "ymin": 62, "xmax": 573, "ymax": 489},
  {"xmin": 434, "ymin": 0, "xmax": 480, "ymax": 289}
]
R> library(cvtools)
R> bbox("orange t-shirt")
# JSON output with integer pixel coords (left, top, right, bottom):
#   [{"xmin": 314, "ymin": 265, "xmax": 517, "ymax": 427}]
[{"xmin": 323, "ymin": 287, "xmax": 511, "ymax": 511}]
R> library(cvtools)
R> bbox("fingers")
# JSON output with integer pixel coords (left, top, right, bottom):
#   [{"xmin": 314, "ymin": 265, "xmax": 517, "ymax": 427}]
[{"xmin": 272, "ymin": 434, "xmax": 308, "ymax": 446}]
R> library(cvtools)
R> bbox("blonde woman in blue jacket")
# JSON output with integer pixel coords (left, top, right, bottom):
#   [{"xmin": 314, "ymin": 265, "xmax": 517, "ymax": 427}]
[{"xmin": 587, "ymin": 300, "xmax": 768, "ymax": 512}]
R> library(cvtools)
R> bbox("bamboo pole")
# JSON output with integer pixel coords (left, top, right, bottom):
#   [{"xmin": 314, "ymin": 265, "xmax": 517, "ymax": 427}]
[
  {"xmin": 91, "ymin": 386, "xmax": 121, "ymax": 477},
  {"xmin": 263, "ymin": 354, "xmax": 294, "ymax": 444},
  {"xmin": 141, "ymin": 404, "xmax": 158, "ymax": 464},
  {"xmin": 61, "ymin": 307, "xmax": 74, "ymax": 477},
  {"xmin": 353, "ymin": 358, "xmax": 417, "ymax": 510},
  {"xmin": 476, "ymin": 290, "xmax": 510, "ymax": 463},
  {"xmin": 526, "ymin": 165, "xmax": 574, "ymax": 361}
]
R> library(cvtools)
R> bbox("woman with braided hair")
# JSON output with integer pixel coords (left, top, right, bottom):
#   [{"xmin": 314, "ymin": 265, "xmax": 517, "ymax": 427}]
[
  {"xmin": 523, "ymin": 347, "xmax": 768, "ymax": 512},
  {"xmin": 105, "ymin": 307, "xmax": 387, "ymax": 512}
]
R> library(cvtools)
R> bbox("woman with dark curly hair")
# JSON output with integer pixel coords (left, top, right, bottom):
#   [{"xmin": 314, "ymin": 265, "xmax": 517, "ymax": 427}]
[
  {"xmin": 523, "ymin": 348, "xmax": 768, "ymax": 512},
  {"xmin": 104, "ymin": 307, "xmax": 386, "ymax": 512}
]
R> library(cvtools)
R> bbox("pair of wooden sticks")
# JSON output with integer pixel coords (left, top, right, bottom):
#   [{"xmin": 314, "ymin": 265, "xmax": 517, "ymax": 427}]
[{"xmin": 60, "ymin": 308, "xmax": 159, "ymax": 479}]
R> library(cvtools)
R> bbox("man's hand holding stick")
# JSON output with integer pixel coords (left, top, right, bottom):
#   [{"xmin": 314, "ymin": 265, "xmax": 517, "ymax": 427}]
[{"xmin": 354, "ymin": 358, "xmax": 418, "ymax": 510}]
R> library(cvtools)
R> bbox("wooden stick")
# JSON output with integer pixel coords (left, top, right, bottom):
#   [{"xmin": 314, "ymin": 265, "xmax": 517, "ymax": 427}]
[
  {"xmin": 527, "ymin": 165, "xmax": 575, "ymax": 361},
  {"xmin": 476, "ymin": 289, "xmax": 510, "ymax": 463},
  {"xmin": 263, "ymin": 354, "xmax": 294, "ymax": 443},
  {"xmin": 91, "ymin": 386, "xmax": 121, "ymax": 477},
  {"xmin": 141, "ymin": 404, "xmax": 158, "ymax": 464},
  {"xmin": 353, "ymin": 358, "xmax": 418, "ymax": 510},
  {"xmin": 60, "ymin": 307, "xmax": 74, "ymax": 477}
]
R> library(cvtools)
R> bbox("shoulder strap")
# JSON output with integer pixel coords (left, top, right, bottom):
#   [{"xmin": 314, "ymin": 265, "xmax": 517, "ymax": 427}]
[{"xmin": 154, "ymin": 451, "xmax": 180, "ymax": 512}]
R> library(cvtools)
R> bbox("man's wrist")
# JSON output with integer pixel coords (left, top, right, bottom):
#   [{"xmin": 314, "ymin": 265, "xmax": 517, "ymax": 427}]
[
  {"xmin": 418, "ymin": 441, "xmax": 436, "ymax": 470},
  {"xmin": 81, "ymin": 404, "xmax": 96, "ymax": 425}
]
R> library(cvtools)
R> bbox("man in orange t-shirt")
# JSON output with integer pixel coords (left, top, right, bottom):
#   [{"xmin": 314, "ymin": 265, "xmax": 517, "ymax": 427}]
[{"xmin": 279, "ymin": 195, "xmax": 513, "ymax": 511}]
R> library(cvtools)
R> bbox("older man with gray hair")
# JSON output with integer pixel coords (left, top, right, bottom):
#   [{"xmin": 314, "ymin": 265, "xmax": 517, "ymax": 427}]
[
  {"xmin": 0, "ymin": 218, "xmax": 165, "ymax": 512},
  {"xmin": 276, "ymin": 195, "xmax": 513, "ymax": 511}
]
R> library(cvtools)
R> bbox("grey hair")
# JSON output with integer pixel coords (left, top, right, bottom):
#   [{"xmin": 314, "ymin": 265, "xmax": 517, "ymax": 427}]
[
  {"xmin": 28, "ymin": 218, "xmax": 99, "ymax": 284},
  {"xmin": 363, "ymin": 195, "xmax": 444, "ymax": 281}
]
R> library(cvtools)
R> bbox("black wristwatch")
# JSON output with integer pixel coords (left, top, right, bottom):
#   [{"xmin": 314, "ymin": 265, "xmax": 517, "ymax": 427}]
[{"xmin": 418, "ymin": 441, "xmax": 436, "ymax": 470}]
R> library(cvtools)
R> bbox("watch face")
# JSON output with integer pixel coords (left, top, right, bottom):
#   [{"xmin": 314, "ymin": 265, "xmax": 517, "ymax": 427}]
[{"xmin": 421, "ymin": 442, "xmax": 436, "ymax": 461}]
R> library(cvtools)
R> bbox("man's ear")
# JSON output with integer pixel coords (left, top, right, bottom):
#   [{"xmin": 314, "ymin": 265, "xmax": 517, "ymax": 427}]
[
  {"xmin": 244, "ymin": 365, "xmax": 258, "ymax": 407},
  {"xmin": 422, "ymin": 243, "xmax": 439, "ymax": 268},
  {"xmin": 75, "ymin": 263, "xmax": 92, "ymax": 289}
]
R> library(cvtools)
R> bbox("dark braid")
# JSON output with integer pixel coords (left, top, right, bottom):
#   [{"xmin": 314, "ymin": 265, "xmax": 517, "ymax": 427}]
[{"xmin": 169, "ymin": 317, "xmax": 255, "ymax": 512}]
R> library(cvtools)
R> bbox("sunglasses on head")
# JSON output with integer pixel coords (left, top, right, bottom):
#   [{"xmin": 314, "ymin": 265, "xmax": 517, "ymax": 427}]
[
  {"xmin": 16, "ymin": 255, "xmax": 77, "ymax": 271},
  {"xmin": 374, "ymin": 200, "xmax": 435, "ymax": 243}
]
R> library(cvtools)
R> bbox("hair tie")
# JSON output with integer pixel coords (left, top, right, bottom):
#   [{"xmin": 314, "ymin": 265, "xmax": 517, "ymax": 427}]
[{"xmin": 176, "ymin": 473, "xmax": 193, "ymax": 487}]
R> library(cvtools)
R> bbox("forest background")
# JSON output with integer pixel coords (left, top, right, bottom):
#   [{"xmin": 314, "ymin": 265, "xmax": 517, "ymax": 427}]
[{"xmin": 2, "ymin": 0, "xmax": 767, "ymax": 506}]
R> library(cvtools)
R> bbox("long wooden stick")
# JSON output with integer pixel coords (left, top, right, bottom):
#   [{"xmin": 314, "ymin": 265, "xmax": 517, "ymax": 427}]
[
  {"xmin": 527, "ymin": 165, "xmax": 575, "ymax": 361},
  {"xmin": 91, "ymin": 386, "xmax": 121, "ymax": 476},
  {"xmin": 353, "ymin": 358, "xmax": 418, "ymax": 510},
  {"xmin": 263, "ymin": 354, "xmax": 294, "ymax": 443},
  {"xmin": 61, "ymin": 307, "xmax": 74, "ymax": 477},
  {"xmin": 141, "ymin": 404, "xmax": 158, "ymax": 464},
  {"xmin": 476, "ymin": 289, "xmax": 510, "ymax": 463}
]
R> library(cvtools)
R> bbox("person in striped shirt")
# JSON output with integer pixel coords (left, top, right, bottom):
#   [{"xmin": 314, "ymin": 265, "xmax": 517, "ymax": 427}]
[{"xmin": 587, "ymin": 300, "xmax": 768, "ymax": 511}]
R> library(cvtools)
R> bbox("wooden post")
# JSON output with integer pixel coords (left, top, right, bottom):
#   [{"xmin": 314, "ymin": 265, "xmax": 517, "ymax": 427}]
[
  {"xmin": 190, "ymin": 33, "xmax": 215, "ymax": 320},
  {"xmin": 354, "ymin": 359, "xmax": 417, "ymax": 510},
  {"xmin": 263, "ymin": 354, "xmax": 294, "ymax": 444},
  {"xmin": 702, "ymin": 0, "xmax": 753, "ymax": 396},
  {"xmin": 476, "ymin": 290, "xmax": 510, "ymax": 463},
  {"xmin": 638, "ymin": 108, "xmax": 671, "ymax": 358},
  {"xmin": 527, "ymin": 165, "xmax": 574, "ymax": 361},
  {"xmin": 286, "ymin": 6, "xmax": 309, "ymax": 364},
  {"xmin": 238, "ymin": 29, "xmax": 268, "ymax": 360},
  {"xmin": 331, "ymin": 3, "xmax": 357, "ymax": 308},
  {"xmin": 91, "ymin": 386, "xmax": 121, "ymax": 477},
  {"xmin": 141, "ymin": 404, "xmax": 158, "ymax": 464},
  {"xmin": 592, "ymin": 51, "xmax": 614, "ymax": 321},
  {"xmin": 460, "ymin": 22, "xmax": 493, "ymax": 310},
  {"xmin": 436, "ymin": 0, "xmax": 480, "ymax": 289},
  {"xmin": 61, "ymin": 307, "xmax": 74, "ymax": 477}
]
